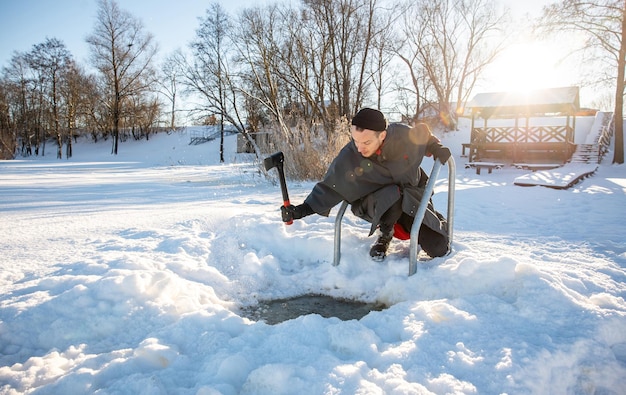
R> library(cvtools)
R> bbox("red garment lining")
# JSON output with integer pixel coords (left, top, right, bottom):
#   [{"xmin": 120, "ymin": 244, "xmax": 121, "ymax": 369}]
[{"xmin": 393, "ymin": 223, "xmax": 410, "ymax": 240}]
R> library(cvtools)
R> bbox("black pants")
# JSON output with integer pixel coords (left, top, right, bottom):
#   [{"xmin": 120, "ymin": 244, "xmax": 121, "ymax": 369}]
[{"xmin": 379, "ymin": 198, "xmax": 449, "ymax": 258}]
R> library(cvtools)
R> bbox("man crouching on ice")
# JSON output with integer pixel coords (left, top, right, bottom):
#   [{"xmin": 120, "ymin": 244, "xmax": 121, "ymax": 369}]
[{"xmin": 280, "ymin": 108, "xmax": 452, "ymax": 261}]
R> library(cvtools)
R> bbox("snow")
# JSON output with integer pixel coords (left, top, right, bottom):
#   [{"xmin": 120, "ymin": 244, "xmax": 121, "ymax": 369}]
[
  {"xmin": 513, "ymin": 164, "xmax": 598, "ymax": 188},
  {"xmin": 1, "ymin": 121, "xmax": 625, "ymax": 394}
]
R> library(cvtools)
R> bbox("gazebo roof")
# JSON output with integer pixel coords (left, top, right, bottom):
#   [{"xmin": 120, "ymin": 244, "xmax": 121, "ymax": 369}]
[{"xmin": 467, "ymin": 86, "xmax": 580, "ymax": 118}]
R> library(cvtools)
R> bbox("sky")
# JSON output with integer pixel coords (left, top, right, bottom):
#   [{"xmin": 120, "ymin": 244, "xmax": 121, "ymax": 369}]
[
  {"xmin": 0, "ymin": 0, "xmax": 591, "ymax": 106},
  {"xmin": 0, "ymin": 0, "xmax": 256, "ymax": 67},
  {"xmin": 1, "ymin": 115, "xmax": 625, "ymax": 393},
  {"xmin": 0, "ymin": 0, "xmax": 555, "ymax": 66}
]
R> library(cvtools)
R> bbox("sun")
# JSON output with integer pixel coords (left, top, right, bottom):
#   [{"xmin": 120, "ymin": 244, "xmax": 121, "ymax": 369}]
[{"xmin": 483, "ymin": 40, "xmax": 577, "ymax": 93}]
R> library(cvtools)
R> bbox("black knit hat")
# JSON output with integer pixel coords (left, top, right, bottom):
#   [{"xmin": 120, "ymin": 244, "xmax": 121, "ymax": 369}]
[{"xmin": 351, "ymin": 108, "xmax": 387, "ymax": 132}]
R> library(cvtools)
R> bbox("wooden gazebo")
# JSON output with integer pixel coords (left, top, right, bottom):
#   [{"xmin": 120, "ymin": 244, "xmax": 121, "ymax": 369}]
[{"xmin": 466, "ymin": 86, "xmax": 580, "ymax": 164}]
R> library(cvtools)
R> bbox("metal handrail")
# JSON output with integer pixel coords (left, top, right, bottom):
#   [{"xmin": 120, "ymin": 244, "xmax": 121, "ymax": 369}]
[
  {"xmin": 333, "ymin": 157, "xmax": 456, "ymax": 276},
  {"xmin": 333, "ymin": 200, "xmax": 350, "ymax": 267}
]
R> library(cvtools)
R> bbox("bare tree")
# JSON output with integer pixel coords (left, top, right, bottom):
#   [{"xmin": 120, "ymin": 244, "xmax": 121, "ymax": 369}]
[
  {"xmin": 303, "ymin": 0, "xmax": 380, "ymax": 117},
  {"xmin": 397, "ymin": 0, "xmax": 508, "ymax": 129},
  {"xmin": 3, "ymin": 50, "xmax": 52, "ymax": 156},
  {"xmin": 234, "ymin": 6, "xmax": 293, "ymax": 147},
  {"xmin": 59, "ymin": 60, "xmax": 93, "ymax": 158},
  {"xmin": 393, "ymin": 35, "xmax": 427, "ymax": 122},
  {"xmin": 29, "ymin": 38, "xmax": 72, "ymax": 158},
  {"xmin": 538, "ymin": 0, "xmax": 625, "ymax": 164},
  {"xmin": 232, "ymin": 3, "xmax": 357, "ymax": 177},
  {"xmin": 236, "ymin": 1, "xmax": 384, "ymax": 124},
  {"xmin": 190, "ymin": 2, "xmax": 232, "ymax": 162},
  {"xmin": 86, "ymin": 0, "xmax": 158, "ymax": 154},
  {"xmin": 269, "ymin": 5, "xmax": 330, "ymax": 126},
  {"xmin": 0, "ymin": 79, "xmax": 16, "ymax": 159},
  {"xmin": 83, "ymin": 77, "xmax": 110, "ymax": 142},
  {"xmin": 126, "ymin": 93, "xmax": 160, "ymax": 140},
  {"xmin": 160, "ymin": 51, "xmax": 183, "ymax": 130},
  {"xmin": 369, "ymin": 7, "xmax": 398, "ymax": 111},
  {"xmin": 2, "ymin": 52, "xmax": 32, "ymax": 156}
]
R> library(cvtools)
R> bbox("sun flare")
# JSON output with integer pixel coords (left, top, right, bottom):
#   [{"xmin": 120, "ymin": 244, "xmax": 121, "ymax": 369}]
[{"xmin": 485, "ymin": 41, "xmax": 576, "ymax": 93}]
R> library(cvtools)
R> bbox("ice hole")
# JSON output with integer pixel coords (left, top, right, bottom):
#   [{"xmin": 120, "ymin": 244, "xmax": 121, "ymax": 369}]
[{"xmin": 240, "ymin": 294, "xmax": 387, "ymax": 325}]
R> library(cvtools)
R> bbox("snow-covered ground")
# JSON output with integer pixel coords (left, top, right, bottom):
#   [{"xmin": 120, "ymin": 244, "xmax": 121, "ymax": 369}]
[{"xmin": 1, "ymin": 120, "xmax": 625, "ymax": 394}]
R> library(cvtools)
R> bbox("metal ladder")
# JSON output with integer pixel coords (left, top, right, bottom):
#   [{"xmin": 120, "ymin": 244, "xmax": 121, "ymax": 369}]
[{"xmin": 333, "ymin": 157, "xmax": 456, "ymax": 276}]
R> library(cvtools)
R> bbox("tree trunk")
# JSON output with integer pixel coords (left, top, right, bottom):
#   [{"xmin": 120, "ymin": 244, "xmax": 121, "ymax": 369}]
[
  {"xmin": 170, "ymin": 92, "xmax": 175, "ymax": 129},
  {"xmin": 613, "ymin": 1, "xmax": 625, "ymax": 164},
  {"xmin": 220, "ymin": 115, "xmax": 225, "ymax": 163}
]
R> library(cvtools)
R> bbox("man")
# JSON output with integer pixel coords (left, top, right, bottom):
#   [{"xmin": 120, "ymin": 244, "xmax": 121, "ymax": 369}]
[{"xmin": 281, "ymin": 108, "xmax": 451, "ymax": 261}]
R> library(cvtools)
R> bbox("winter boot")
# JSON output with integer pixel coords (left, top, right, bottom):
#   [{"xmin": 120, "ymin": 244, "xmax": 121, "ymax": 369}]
[{"xmin": 369, "ymin": 232, "xmax": 393, "ymax": 261}]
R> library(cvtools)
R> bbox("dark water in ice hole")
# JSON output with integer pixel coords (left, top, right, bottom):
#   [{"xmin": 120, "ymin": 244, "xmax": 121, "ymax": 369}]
[{"xmin": 240, "ymin": 294, "xmax": 388, "ymax": 325}]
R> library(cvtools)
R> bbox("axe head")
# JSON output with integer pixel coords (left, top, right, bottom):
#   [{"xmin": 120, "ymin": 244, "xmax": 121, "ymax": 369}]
[{"xmin": 263, "ymin": 151, "xmax": 284, "ymax": 171}]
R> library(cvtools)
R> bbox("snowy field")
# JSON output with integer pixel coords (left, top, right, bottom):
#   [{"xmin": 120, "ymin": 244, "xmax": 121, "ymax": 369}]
[{"xmin": 1, "ymin": 120, "xmax": 625, "ymax": 394}]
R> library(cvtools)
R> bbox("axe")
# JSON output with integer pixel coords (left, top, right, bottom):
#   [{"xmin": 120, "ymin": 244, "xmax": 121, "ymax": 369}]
[{"xmin": 264, "ymin": 151, "xmax": 293, "ymax": 225}]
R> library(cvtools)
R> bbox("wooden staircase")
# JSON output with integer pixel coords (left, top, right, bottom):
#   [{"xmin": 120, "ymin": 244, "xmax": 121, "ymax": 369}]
[{"xmin": 569, "ymin": 111, "xmax": 613, "ymax": 164}]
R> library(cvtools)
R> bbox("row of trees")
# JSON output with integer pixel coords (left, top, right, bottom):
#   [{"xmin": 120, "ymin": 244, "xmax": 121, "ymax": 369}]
[
  {"xmin": 178, "ymin": 0, "xmax": 512, "ymax": 168},
  {"xmin": 0, "ymin": 0, "xmax": 162, "ymax": 160},
  {"xmin": 0, "ymin": 0, "xmax": 624, "ymax": 166},
  {"xmin": 0, "ymin": 0, "xmax": 512, "ymax": 166}
]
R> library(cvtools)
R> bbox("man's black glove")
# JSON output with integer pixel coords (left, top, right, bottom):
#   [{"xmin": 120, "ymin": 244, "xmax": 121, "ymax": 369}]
[
  {"xmin": 281, "ymin": 203, "xmax": 314, "ymax": 222},
  {"xmin": 433, "ymin": 146, "xmax": 451, "ymax": 164}
]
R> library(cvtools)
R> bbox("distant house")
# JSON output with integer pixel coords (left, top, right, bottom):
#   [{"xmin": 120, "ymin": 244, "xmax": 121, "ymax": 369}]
[{"xmin": 415, "ymin": 102, "xmax": 470, "ymax": 130}]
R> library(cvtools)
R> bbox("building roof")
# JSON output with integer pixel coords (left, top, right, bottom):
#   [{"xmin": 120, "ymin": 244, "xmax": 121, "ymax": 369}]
[{"xmin": 467, "ymin": 86, "xmax": 580, "ymax": 118}]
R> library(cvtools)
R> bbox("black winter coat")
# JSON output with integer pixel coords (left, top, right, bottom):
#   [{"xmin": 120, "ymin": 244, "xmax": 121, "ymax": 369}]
[{"xmin": 304, "ymin": 122, "xmax": 447, "ymax": 237}]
